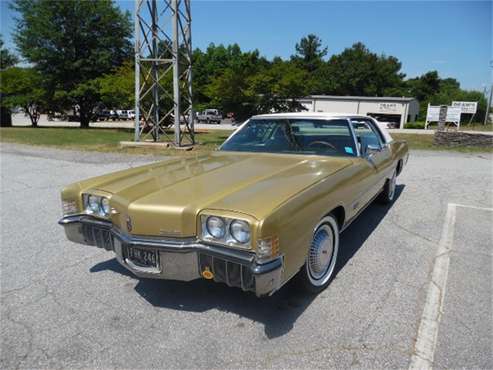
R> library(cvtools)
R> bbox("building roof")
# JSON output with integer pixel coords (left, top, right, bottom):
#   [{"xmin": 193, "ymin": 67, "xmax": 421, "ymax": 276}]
[{"xmin": 308, "ymin": 95, "xmax": 417, "ymax": 103}]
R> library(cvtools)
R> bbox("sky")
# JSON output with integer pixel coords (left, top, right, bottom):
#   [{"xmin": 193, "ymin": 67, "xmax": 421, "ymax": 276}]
[{"xmin": 1, "ymin": 0, "xmax": 491, "ymax": 91}]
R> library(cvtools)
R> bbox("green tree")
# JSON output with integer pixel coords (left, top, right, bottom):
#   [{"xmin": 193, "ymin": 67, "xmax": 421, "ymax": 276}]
[
  {"xmin": 97, "ymin": 61, "xmax": 134, "ymax": 109},
  {"xmin": 205, "ymin": 67, "xmax": 255, "ymax": 119},
  {"xmin": 12, "ymin": 0, "xmax": 133, "ymax": 127},
  {"xmin": 0, "ymin": 36, "xmax": 19, "ymax": 70},
  {"xmin": 328, "ymin": 42, "xmax": 405, "ymax": 96},
  {"xmin": 292, "ymin": 34, "xmax": 328, "ymax": 72},
  {"xmin": 404, "ymin": 72, "xmax": 487, "ymax": 122},
  {"xmin": 0, "ymin": 36, "xmax": 20, "ymax": 126},
  {"xmin": 193, "ymin": 43, "xmax": 269, "ymax": 111},
  {"xmin": 1, "ymin": 67, "xmax": 46, "ymax": 127},
  {"xmin": 247, "ymin": 60, "xmax": 309, "ymax": 113},
  {"xmin": 203, "ymin": 46, "xmax": 268, "ymax": 118},
  {"xmin": 404, "ymin": 71, "xmax": 441, "ymax": 102}
]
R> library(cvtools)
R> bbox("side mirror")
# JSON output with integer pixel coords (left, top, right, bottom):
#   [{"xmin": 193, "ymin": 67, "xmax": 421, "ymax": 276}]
[
  {"xmin": 362, "ymin": 143, "xmax": 381, "ymax": 157},
  {"xmin": 360, "ymin": 136, "xmax": 381, "ymax": 156},
  {"xmin": 366, "ymin": 144, "xmax": 381, "ymax": 154}
]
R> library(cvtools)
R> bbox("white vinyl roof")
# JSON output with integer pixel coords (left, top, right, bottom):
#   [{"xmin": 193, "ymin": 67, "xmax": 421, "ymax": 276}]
[{"xmin": 252, "ymin": 112, "xmax": 369, "ymax": 120}]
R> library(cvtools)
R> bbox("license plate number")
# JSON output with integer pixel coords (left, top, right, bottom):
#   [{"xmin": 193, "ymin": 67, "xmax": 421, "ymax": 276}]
[{"xmin": 127, "ymin": 247, "xmax": 159, "ymax": 268}]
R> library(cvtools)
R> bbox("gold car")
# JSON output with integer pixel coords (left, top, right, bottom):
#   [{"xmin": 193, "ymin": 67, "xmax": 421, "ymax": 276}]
[{"xmin": 59, "ymin": 113, "xmax": 408, "ymax": 296}]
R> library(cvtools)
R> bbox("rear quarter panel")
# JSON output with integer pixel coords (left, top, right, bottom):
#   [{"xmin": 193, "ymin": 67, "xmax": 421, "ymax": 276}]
[{"xmin": 389, "ymin": 139, "xmax": 409, "ymax": 168}]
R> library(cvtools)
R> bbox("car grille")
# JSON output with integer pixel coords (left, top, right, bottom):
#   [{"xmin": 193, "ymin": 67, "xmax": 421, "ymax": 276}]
[
  {"xmin": 198, "ymin": 254, "xmax": 255, "ymax": 292},
  {"xmin": 81, "ymin": 224, "xmax": 113, "ymax": 251}
]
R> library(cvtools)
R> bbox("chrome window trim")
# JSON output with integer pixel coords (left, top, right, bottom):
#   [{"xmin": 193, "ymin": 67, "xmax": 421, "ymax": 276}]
[
  {"xmin": 346, "ymin": 117, "xmax": 361, "ymax": 157},
  {"xmin": 349, "ymin": 118, "xmax": 385, "ymax": 157},
  {"xmin": 363, "ymin": 118, "xmax": 385, "ymax": 147},
  {"xmin": 368, "ymin": 116, "xmax": 393, "ymax": 145}
]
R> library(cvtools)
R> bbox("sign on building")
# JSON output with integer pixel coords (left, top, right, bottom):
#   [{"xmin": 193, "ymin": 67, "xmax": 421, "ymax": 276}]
[
  {"xmin": 425, "ymin": 104, "xmax": 462, "ymax": 129},
  {"xmin": 377, "ymin": 103, "xmax": 399, "ymax": 113},
  {"xmin": 452, "ymin": 101, "xmax": 478, "ymax": 115}
]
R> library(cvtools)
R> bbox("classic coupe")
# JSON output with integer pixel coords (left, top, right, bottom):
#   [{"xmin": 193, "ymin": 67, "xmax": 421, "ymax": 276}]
[{"xmin": 59, "ymin": 113, "xmax": 408, "ymax": 296}]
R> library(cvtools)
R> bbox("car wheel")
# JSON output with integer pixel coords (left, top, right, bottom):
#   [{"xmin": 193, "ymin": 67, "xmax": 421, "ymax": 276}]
[
  {"xmin": 378, "ymin": 169, "xmax": 397, "ymax": 204},
  {"xmin": 297, "ymin": 215, "xmax": 339, "ymax": 294}
]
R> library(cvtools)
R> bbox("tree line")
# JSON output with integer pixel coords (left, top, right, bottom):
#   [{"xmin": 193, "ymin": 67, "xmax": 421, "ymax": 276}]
[{"xmin": 0, "ymin": 0, "xmax": 487, "ymax": 128}]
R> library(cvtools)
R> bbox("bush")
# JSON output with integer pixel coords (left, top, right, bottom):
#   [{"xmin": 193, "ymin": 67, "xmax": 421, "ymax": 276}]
[{"xmin": 404, "ymin": 121, "xmax": 425, "ymax": 129}]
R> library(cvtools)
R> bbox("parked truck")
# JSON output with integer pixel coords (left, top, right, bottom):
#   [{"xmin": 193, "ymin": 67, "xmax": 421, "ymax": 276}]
[{"xmin": 197, "ymin": 109, "xmax": 222, "ymax": 124}]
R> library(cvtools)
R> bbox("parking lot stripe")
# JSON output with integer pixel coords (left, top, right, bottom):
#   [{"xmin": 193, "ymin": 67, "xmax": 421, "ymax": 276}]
[
  {"xmin": 409, "ymin": 203, "xmax": 493, "ymax": 369},
  {"xmin": 409, "ymin": 203, "xmax": 457, "ymax": 370},
  {"xmin": 452, "ymin": 203, "xmax": 493, "ymax": 212}
]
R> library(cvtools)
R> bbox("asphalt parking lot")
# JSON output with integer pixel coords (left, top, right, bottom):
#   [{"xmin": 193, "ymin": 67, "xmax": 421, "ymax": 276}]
[{"xmin": 1, "ymin": 143, "xmax": 492, "ymax": 369}]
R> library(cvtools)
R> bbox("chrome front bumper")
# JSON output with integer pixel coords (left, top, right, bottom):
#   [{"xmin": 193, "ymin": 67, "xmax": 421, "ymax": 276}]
[{"xmin": 59, "ymin": 214, "xmax": 283, "ymax": 297}]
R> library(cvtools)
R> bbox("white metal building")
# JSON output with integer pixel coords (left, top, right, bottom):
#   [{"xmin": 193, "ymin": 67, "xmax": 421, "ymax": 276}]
[{"xmin": 299, "ymin": 95, "xmax": 420, "ymax": 129}]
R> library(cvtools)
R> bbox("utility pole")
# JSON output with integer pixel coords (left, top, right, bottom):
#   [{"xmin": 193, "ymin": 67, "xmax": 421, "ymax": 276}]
[
  {"xmin": 134, "ymin": 0, "xmax": 194, "ymax": 146},
  {"xmin": 172, "ymin": 0, "xmax": 181, "ymax": 145},
  {"xmin": 485, "ymin": 84, "xmax": 492, "ymax": 125},
  {"xmin": 486, "ymin": 60, "xmax": 493, "ymax": 125}
]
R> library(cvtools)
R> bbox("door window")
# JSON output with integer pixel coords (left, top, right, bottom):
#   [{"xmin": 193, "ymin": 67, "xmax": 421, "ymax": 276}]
[{"xmin": 351, "ymin": 120, "xmax": 383, "ymax": 154}]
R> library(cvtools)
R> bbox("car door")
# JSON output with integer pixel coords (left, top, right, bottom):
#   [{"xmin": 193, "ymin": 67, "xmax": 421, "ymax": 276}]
[
  {"xmin": 367, "ymin": 119, "xmax": 394, "ymax": 186},
  {"xmin": 351, "ymin": 119, "xmax": 393, "ymax": 199}
]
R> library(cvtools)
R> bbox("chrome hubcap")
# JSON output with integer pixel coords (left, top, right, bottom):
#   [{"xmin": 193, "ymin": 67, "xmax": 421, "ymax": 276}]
[{"xmin": 308, "ymin": 225, "xmax": 334, "ymax": 280}]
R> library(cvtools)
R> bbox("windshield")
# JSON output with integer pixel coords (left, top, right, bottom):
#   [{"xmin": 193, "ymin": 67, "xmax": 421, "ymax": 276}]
[{"xmin": 220, "ymin": 118, "xmax": 357, "ymax": 157}]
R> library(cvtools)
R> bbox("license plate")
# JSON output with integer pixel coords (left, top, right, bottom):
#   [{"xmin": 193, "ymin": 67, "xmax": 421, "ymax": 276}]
[{"xmin": 127, "ymin": 247, "xmax": 159, "ymax": 269}]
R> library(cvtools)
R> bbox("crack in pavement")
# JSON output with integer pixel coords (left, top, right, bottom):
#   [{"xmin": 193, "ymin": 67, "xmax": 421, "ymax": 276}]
[
  {"xmin": 388, "ymin": 217, "xmax": 437, "ymax": 245},
  {"xmin": 2, "ymin": 251, "xmax": 102, "ymax": 296},
  {"xmin": 2, "ymin": 303, "xmax": 35, "ymax": 370},
  {"xmin": 2, "ymin": 277, "xmax": 111, "ymax": 369}
]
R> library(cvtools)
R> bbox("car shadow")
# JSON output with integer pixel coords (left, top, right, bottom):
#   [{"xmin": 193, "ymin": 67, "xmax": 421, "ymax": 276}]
[
  {"xmin": 90, "ymin": 184, "xmax": 404, "ymax": 339},
  {"xmin": 335, "ymin": 184, "xmax": 405, "ymax": 275}
]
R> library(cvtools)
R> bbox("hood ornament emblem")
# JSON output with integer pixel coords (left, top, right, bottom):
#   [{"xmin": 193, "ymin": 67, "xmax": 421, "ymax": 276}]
[{"xmin": 126, "ymin": 216, "xmax": 133, "ymax": 232}]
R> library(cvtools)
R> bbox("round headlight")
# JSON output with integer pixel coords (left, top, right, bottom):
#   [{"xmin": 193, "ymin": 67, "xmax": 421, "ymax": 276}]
[
  {"xmin": 206, "ymin": 216, "xmax": 226, "ymax": 239},
  {"xmin": 100, "ymin": 197, "xmax": 110, "ymax": 216},
  {"xmin": 230, "ymin": 220, "xmax": 250, "ymax": 244},
  {"xmin": 87, "ymin": 195, "xmax": 100, "ymax": 213}
]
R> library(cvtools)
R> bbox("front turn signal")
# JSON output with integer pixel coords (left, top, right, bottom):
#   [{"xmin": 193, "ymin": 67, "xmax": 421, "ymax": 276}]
[
  {"xmin": 202, "ymin": 266, "xmax": 214, "ymax": 280},
  {"xmin": 256, "ymin": 236, "xmax": 279, "ymax": 263}
]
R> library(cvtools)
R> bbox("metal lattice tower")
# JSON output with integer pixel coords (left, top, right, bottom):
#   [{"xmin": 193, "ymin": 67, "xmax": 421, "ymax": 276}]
[{"xmin": 134, "ymin": 0, "xmax": 194, "ymax": 146}]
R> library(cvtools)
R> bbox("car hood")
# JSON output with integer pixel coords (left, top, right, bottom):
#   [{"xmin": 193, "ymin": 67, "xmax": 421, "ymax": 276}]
[{"xmin": 91, "ymin": 151, "xmax": 352, "ymax": 237}]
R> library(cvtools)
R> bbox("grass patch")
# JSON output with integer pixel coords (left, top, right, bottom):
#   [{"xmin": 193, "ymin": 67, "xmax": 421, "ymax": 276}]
[
  {"xmin": 404, "ymin": 121, "xmax": 493, "ymax": 132},
  {"xmin": 459, "ymin": 123, "xmax": 493, "ymax": 132},
  {"xmin": 0, "ymin": 127, "xmax": 232, "ymax": 156},
  {"xmin": 1, "ymin": 127, "xmax": 491, "ymax": 155},
  {"xmin": 0, "ymin": 127, "xmax": 132, "ymax": 150},
  {"xmin": 392, "ymin": 133, "xmax": 493, "ymax": 153}
]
